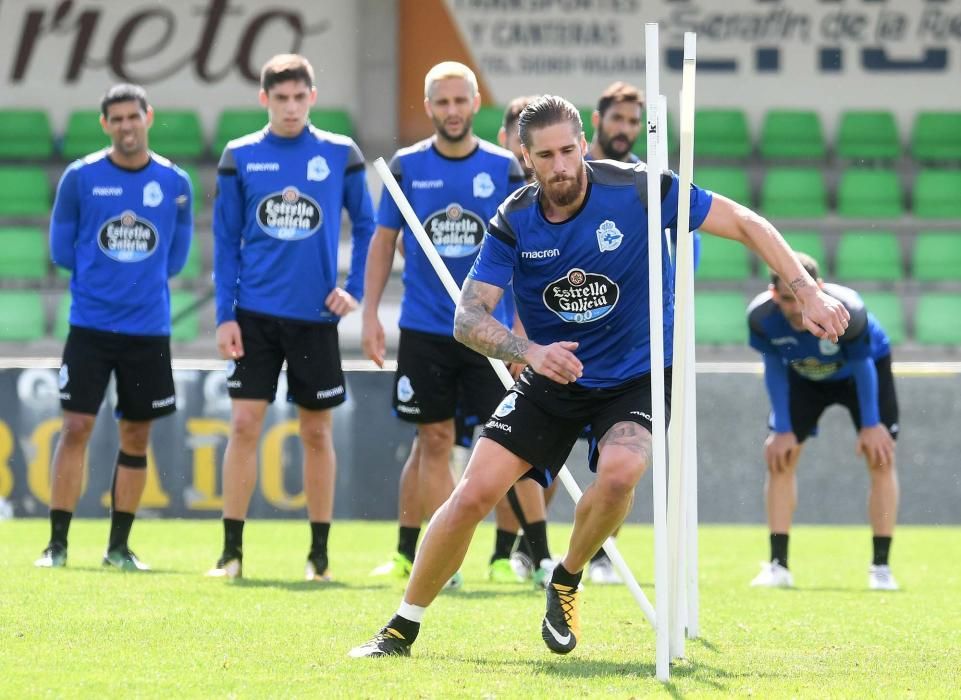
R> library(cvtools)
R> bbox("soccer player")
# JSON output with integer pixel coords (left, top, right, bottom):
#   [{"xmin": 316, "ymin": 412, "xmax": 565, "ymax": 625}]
[
  {"xmin": 748, "ymin": 253, "xmax": 900, "ymax": 591},
  {"xmin": 349, "ymin": 95, "xmax": 849, "ymax": 658},
  {"xmin": 207, "ymin": 54, "xmax": 374, "ymax": 581},
  {"xmin": 36, "ymin": 83, "xmax": 193, "ymax": 571},
  {"xmin": 362, "ymin": 62, "xmax": 533, "ymax": 588}
]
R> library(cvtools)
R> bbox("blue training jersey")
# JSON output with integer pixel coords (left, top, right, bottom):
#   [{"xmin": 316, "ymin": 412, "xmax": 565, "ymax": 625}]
[
  {"xmin": 748, "ymin": 283, "xmax": 891, "ymax": 431},
  {"xmin": 50, "ymin": 151, "xmax": 193, "ymax": 335},
  {"xmin": 378, "ymin": 138, "xmax": 526, "ymax": 335},
  {"xmin": 214, "ymin": 124, "xmax": 375, "ymax": 325},
  {"xmin": 469, "ymin": 160, "xmax": 714, "ymax": 388}
]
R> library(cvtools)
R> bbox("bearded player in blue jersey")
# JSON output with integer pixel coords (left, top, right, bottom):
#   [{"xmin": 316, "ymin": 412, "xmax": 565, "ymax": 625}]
[
  {"xmin": 206, "ymin": 54, "xmax": 375, "ymax": 581},
  {"xmin": 350, "ymin": 95, "xmax": 849, "ymax": 659},
  {"xmin": 748, "ymin": 253, "xmax": 900, "ymax": 591},
  {"xmin": 36, "ymin": 84, "xmax": 193, "ymax": 571},
  {"xmin": 363, "ymin": 63, "xmax": 558, "ymax": 589}
]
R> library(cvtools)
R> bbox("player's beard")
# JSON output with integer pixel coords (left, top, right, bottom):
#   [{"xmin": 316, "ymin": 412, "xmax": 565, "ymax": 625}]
[
  {"xmin": 541, "ymin": 164, "xmax": 586, "ymax": 207},
  {"xmin": 434, "ymin": 113, "xmax": 473, "ymax": 143},
  {"xmin": 597, "ymin": 126, "xmax": 634, "ymax": 160}
]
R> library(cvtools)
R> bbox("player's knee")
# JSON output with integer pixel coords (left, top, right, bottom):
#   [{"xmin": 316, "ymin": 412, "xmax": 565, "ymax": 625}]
[
  {"xmin": 118, "ymin": 421, "xmax": 151, "ymax": 453},
  {"xmin": 868, "ymin": 459, "xmax": 895, "ymax": 477},
  {"xmin": 299, "ymin": 421, "xmax": 333, "ymax": 452},
  {"xmin": 448, "ymin": 482, "xmax": 498, "ymax": 525},
  {"xmin": 417, "ymin": 423, "xmax": 454, "ymax": 456},
  {"xmin": 230, "ymin": 408, "xmax": 264, "ymax": 442},
  {"xmin": 596, "ymin": 458, "xmax": 645, "ymax": 499},
  {"xmin": 60, "ymin": 413, "xmax": 95, "ymax": 443}
]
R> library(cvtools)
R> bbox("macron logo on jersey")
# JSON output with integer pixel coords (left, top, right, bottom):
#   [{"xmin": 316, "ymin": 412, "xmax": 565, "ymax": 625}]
[
  {"xmin": 92, "ymin": 186, "xmax": 123, "ymax": 196},
  {"xmin": 246, "ymin": 162, "xmax": 280, "ymax": 172},
  {"xmin": 771, "ymin": 337, "xmax": 799, "ymax": 346},
  {"xmin": 412, "ymin": 179, "xmax": 444, "ymax": 189},
  {"xmin": 522, "ymin": 248, "xmax": 560, "ymax": 260}
]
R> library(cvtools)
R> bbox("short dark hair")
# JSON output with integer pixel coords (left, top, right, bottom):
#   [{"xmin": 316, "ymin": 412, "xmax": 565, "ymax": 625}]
[
  {"xmin": 100, "ymin": 83, "xmax": 148, "ymax": 118},
  {"xmin": 596, "ymin": 81, "xmax": 644, "ymax": 118},
  {"xmin": 502, "ymin": 95, "xmax": 537, "ymax": 135},
  {"xmin": 517, "ymin": 95, "xmax": 582, "ymax": 148},
  {"xmin": 771, "ymin": 252, "xmax": 820, "ymax": 288},
  {"xmin": 261, "ymin": 54, "xmax": 315, "ymax": 93}
]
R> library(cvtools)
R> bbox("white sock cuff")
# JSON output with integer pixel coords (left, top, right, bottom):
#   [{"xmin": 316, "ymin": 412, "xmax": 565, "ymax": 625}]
[{"xmin": 397, "ymin": 600, "xmax": 426, "ymax": 623}]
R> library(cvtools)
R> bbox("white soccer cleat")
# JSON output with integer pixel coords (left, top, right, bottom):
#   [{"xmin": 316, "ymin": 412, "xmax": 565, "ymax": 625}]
[
  {"xmin": 205, "ymin": 556, "xmax": 242, "ymax": 579},
  {"xmin": 588, "ymin": 555, "xmax": 623, "ymax": 585},
  {"xmin": 750, "ymin": 560, "xmax": 794, "ymax": 588},
  {"xmin": 868, "ymin": 564, "xmax": 899, "ymax": 591}
]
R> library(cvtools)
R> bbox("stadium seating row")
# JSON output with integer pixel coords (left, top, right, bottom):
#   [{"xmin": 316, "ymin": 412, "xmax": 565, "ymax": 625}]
[
  {"xmin": 2, "ymin": 227, "xmax": 958, "ymax": 285},
  {"xmin": 2, "ymin": 164, "xmax": 958, "ymax": 220},
  {"xmin": 694, "ymin": 291, "xmax": 960, "ymax": 347},
  {"xmin": 3, "ymin": 107, "xmax": 959, "ymax": 163},
  {"xmin": 0, "ymin": 290, "xmax": 200, "ymax": 342},
  {"xmin": 0, "ymin": 288, "xmax": 955, "ymax": 346},
  {"xmin": 0, "ymin": 108, "xmax": 352, "ymax": 161},
  {"xmin": 2, "ymin": 227, "xmax": 958, "ymax": 284}
]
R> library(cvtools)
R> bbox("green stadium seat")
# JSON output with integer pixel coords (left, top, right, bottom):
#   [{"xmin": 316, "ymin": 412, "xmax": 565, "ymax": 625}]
[
  {"xmin": 694, "ymin": 167, "xmax": 751, "ymax": 205},
  {"xmin": 911, "ymin": 111, "xmax": 961, "ymax": 161},
  {"xmin": 171, "ymin": 290, "xmax": 200, "ymax": 341},
  {"xmin": 0, "ymin": 291, "xmax": 45, "ymax": 340},
  {"xmin": 694, "ymin": 109, "xmax": 751, "ymax": 160},
  {"xmin": 176, "ymin": 237, "xmax": 202, "ymax": 281},
  {"xmin": 694, "ymin": 291, "xmax": 747, "ymax": 345},
  {"xmin": 312, "ymin": 109, "xmax": 354, "ymax": 137},
  {"xmin": 181, "ymin": 165, "xmax": 204, "ymax": 214},
  {"xmin": 149, "ymin": 110, "xmax": 204, "ymax": 159},
  {"xmin": 760, "ymin": 110, "xmax": 826, "ymax": 161},
  {"xmin": 213, "ymin": 110, "xmax": 267, "ymax": 156},
  {"xmin": 780, "ymin": 230, "xmax": 827, "ymax": 272},
  {"xmin": 761, "ymin": 168, "xmax": 827, "ymax": 218},
  {"xmin": 0, "ymin": 167, "xmax": 50, "ymax": 217},
  {"xmin": 62, "ymin": 110, "xmax": 109, "ymax": 159},
  {"xmin": 0, "ymin": 227, "xmax": 47, "ymax": 279},
  {"xmin": 912, "ymin": 231, "xmax": 961, "ymax": 281},
  {"xmin": 836, "ymin": 110, "xmax": 900, "ymax": 160},
  {"xmin": 474, "ymin": 105, "xmax": 504, "ymax": 143},
  {"xmin": 837, "ymin": 169, "xmax": 903, "ymax": 218},
  {"xmin": 858, "ymin": 292, "xmax": 905, "ymax": 346},
  {"xmin": 0, "ymin": 109, "xmax": 55, "ymax": 160},
  {"xmin": 835, "ymin": 230, "xmax": 903, "ymax": 282},
  {"xmin": 578, "ymin": 107, "xmax": 596, "ymax": 143},
  {"xmin": 54, "ymin": 293, "xmax": 71, "ymax": 339},
  {"xmin": 913, "ymin": 169, "xmax": 961, "ymax": 219},
  {"xmin": 915, "ymin": 294, "xmax": 961, "ymax": 345},
  {"xmin": 696, "ymin": 235, "xmax": 752, "ymax": 281}
]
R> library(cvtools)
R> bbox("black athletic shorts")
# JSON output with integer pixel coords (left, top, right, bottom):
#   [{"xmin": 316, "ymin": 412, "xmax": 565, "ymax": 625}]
[
  {"xmin": 59, "ymin": 325, "xmax": 176, "ymax": 421},
  {"xmin": 480, "ymin": 366, "xmax": 672, "ymax": 487},
  {"xmin": 783, "ymin": 355, "xmax": 899, "ymax": 442},
  {"xmin": 227, "ymin": 309, "xmax": 346, "ymax": 410},
  {"xmin": 393, "ymin": 328, "xmax": 506, "ymax": 426}
]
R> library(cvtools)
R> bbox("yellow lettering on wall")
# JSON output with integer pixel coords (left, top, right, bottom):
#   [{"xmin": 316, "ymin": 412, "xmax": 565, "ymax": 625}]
[
  {"xmin": 0, "ymin": 420, "xmax": 14, "ymax": 498},
  {"xmin": 185, "ymin": 418, "xmax": 229, "ymax": 510},
  {"xmin": 260, "ymin": 419, "xmax": 305, "ymax": 510},
  {"xmin": 27, "ymin": 418, "xmax": 66, "ymax": 505}
]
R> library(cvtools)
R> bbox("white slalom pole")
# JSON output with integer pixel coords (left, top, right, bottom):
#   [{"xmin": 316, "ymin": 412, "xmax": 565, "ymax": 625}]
[
  {"xmin": 646, "ymin": 21, "xmax": 671, "ymax": 683},
  {"xmin": 371, "ymin": 157, "xmax": 658, "ymax": 629},
  {"xmin": 680, "ymin": 32, "xmax": 701, "ymax": 640}
]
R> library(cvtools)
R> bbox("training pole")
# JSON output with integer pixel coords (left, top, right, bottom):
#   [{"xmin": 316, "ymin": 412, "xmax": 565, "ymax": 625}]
[
  {"xmin": 372, "ymin": 157, "xmax": 657, "ymax": 629},
  {"xmin": 645, "ymin": 21, "xmax": 671, "ymax": 683},
  {"xmin": 668, "ymin": 30, "xmax": 700, "ymax": 661},
  {"xmin": 681, "ymin": 32, "xmax": 701, "ymax": 641}
]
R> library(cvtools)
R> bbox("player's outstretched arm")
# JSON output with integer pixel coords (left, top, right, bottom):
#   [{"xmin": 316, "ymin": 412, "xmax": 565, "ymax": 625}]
[
  {"xmin": 455, "ymin": 279, "xmax": 583, "ymax": 384},
  {"xmin": 699, "ymin": 194, "xmax": 850, "ymax": 342}
]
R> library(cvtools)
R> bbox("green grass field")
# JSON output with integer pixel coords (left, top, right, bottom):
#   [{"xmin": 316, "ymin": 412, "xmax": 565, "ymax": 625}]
[{"xmin": 2, "ymin": 520, "xmax": 959, "ymax": 699}]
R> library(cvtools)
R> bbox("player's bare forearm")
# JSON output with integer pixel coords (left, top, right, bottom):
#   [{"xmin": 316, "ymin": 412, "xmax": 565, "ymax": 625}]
[{"xmin": 454, "ymin": 279, "xmax": 529, "ymax": 363}]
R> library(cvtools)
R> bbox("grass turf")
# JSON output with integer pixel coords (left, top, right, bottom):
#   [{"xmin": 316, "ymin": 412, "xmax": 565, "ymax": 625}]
[{"xmin": 1, "ymin": 520, "xmax": 959, "ymax": 698}]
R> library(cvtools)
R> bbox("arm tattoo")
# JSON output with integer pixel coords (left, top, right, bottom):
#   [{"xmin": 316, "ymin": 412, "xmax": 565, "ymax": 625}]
[
  {"xmin": 788, "ymin": 276, "xmax": 809, "ymax": 293},
  {"xmin": 455, "ymin": 281, "xmax": 530, "ymax": 363}
]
